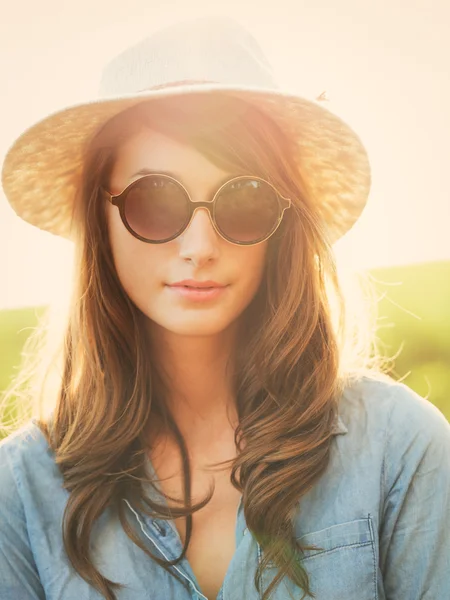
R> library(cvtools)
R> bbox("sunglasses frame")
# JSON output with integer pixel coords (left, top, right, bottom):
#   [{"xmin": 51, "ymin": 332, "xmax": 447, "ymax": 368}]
[{"xmin": 102, "ymin": 173, "xmax": 292, "ymax": 246}]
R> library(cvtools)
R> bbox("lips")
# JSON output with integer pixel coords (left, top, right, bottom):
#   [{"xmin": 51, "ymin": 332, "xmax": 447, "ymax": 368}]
[
  {"xmin": 176, "ymin": 284, "xmax": 217, "ymax": 289},
  {"xmin": 166, "ymin": 283, "xmax": 228, "ymax": 302},
  {"xmin": 168, "ymin": 279, "xmax": 225, "ymax": 289}
]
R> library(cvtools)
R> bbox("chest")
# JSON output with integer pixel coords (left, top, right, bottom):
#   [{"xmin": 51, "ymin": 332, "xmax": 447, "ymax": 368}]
[{"xmin": 149, "ymin": 441, "xmax": 242, "ymax": 600}]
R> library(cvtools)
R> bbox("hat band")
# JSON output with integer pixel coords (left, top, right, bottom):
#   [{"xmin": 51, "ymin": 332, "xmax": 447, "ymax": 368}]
[{"xmin": 138, "ymin": 79, "xmax": 218, "ymax": 93}]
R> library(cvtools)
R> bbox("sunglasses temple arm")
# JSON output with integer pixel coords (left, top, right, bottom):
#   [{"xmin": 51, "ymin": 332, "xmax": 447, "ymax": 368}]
[
  {"xmin": 280, "ymin": 195, "xmax": 292, "ymax": 211},
  {"xmin": 100, "ymin": 187, "xmax": 116, "ymax": 205}
]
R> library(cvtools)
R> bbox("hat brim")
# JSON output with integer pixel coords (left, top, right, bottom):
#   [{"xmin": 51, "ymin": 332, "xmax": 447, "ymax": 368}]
[{"xmin": 1, "ymin": 82, "xmax": 371, "ymax": 243}]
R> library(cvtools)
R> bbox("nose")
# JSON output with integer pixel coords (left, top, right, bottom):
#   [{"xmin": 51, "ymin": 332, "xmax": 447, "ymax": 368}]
[{"xmin": 177, "ymin": 206, "xmax": 220, "ymax": 266}]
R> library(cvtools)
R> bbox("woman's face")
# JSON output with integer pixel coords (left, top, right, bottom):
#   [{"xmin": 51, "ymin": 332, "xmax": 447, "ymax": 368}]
[{"xmin": 106, "ymin": 127, "xmax": 268, "ymax": 338}]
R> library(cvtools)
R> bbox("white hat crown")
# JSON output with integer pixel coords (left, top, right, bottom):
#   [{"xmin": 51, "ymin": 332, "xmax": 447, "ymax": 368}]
[{"xmin": 100, "ymin": 17, "xmax": 277, "ymax": 98}]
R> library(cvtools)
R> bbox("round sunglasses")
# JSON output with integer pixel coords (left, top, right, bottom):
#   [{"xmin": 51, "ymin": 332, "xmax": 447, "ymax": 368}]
[{"xmin": 102, "ymin": 173, "xmax": 292, "ymax": 246}]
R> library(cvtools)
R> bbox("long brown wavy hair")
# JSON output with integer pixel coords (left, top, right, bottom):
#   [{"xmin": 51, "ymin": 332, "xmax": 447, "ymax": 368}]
[{"xmin": 1, "ymin": 94, "xmax": 389, "ymax": 600}]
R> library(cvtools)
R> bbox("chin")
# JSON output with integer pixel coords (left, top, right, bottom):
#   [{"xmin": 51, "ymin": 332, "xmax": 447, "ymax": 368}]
[
  {"xmin": 146, "ymin": 307, "xmax": 237, "ymax": 336},
  {"xmin": 165, "ymin": 318, "xmax": 235, "ymax": 337}
]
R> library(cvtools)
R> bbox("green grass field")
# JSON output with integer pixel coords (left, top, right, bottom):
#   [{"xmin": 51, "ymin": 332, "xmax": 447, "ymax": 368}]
[
  {"xmin": 1, "ymin": 260, "xmax": 449, "ymax": 434},
  {"xmin": 369, "ymin": 260, "xmax": 450, "ymax": 418},
  {"xmin": 0, "ymin": 305, "xmax": 47, "ymax": 394}
]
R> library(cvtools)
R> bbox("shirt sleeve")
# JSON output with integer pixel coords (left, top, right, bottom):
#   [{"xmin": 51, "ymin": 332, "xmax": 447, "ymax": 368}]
[
  {"xmin": 379, "ymin": 383, "xmax": 450, "ymax": 599},
  {"xmin": 0, "ymin": 441, "xmax": 45, "ymax": 599}
]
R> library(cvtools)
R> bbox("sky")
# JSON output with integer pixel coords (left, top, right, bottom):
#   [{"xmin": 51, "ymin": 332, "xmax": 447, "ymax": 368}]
[{"xmin": 1, "ymin": 0, "xmax": 449, "ymax": 309}]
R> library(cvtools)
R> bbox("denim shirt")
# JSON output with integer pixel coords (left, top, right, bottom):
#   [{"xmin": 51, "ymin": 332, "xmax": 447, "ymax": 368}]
[{"xmin": 1, "ymin": 376, "xmax": 449, "ymax": 600}]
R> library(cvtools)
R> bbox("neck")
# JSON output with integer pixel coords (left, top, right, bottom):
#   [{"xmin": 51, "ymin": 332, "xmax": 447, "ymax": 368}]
[{"xmin": 147, "ymin": 321, "xmax": 240, "ymax": 449}]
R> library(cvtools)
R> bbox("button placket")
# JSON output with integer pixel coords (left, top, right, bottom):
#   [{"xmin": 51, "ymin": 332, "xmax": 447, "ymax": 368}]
[
  {"xmin": 151, "ymin": 519, "xmax": 165, "ymax": 536},
  {"xmin": 123, "ymin": 499, "xmax": 209, "ymax": 600}
]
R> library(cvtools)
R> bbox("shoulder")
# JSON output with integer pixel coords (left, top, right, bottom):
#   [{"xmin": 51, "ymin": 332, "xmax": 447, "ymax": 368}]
[
  {"xmin": 0, "ymin": 419, "xmax": 50, "ymax": 462},
  {"xmin": 338, "ymin": 374, "xmax": 450, "ymax": 483},
  {"xmin": 339, "ymin": 373, "xmax": 450, "ymax": 438},
  {"xmin": 0, "ymin": 420, "xmax": 55, "ymax": 503}
]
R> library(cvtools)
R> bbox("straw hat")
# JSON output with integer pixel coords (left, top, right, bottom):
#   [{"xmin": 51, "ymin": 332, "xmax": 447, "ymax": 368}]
[{"xmin": 1, "ymin": 16, "xmax": 371, "ymax": 243}]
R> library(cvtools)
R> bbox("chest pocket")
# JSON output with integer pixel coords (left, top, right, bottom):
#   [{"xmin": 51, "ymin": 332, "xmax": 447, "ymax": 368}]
[{"xmin": 259, "ymin": 516, "xmax": 377, "ymax": 600}]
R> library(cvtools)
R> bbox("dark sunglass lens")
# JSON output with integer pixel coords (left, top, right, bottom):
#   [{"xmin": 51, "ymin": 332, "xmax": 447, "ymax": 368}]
[
  {"xmin": 124, "ymin": 176, "xmax": 189, "ymax": 241},
  {"xmin": 215, "ymin": 179, "xmax": 279, "ymax": 242}
]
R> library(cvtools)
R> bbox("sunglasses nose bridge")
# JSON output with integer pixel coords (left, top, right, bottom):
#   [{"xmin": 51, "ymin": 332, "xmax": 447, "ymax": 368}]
[
  {"xmin": 184, "ymin": 201, "xmax": 217, "ymax": 233},
  {"xmin": 190, "ymin": 199, "xmax": 215, "ymax": 213}
]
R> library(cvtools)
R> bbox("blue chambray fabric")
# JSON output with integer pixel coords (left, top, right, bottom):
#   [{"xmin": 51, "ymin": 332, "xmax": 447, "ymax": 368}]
[{"xmin": 1, "ymin": 376, "xmax": 449, "ymax": 600}]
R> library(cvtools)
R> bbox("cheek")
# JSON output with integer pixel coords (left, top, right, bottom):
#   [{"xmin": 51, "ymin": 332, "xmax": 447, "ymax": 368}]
[
  {"xmin": 107, "ymin": 209, "xmax": 162, "ymax": 299},
  {"xmin": 237, "ymin": 243, "xmax": 268, "ymax": 294}
]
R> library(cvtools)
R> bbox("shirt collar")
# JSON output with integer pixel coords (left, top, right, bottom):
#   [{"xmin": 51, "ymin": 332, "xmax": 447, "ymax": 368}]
[{"xmin": 331, "ymin": 413, "xmax": 348, "ymax": 435}]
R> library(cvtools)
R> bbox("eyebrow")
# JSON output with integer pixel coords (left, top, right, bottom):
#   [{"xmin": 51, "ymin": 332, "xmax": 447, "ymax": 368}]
[
  {"xmin": 129, "ymin": 168, "xmax": 245, "ymax": 191},
  {"xmin": 130, "ymin": 168, "xmax": 179, "ymax": 179}
]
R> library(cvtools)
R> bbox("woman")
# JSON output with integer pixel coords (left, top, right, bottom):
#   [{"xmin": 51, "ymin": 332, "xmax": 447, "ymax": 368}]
[{"xmin": 1, "ymin": 16, "xmax": 449, "ymax": 600}]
